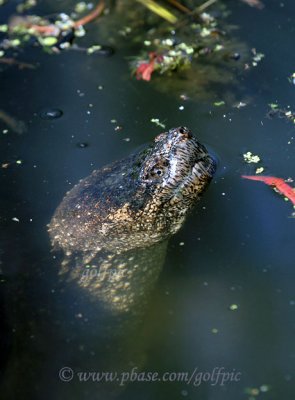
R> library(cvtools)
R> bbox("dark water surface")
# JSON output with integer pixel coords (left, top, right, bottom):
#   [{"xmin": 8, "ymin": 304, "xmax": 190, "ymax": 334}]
[{"xmin": 0, "ymin": 1, "xmax": 295, "ymax": 399}]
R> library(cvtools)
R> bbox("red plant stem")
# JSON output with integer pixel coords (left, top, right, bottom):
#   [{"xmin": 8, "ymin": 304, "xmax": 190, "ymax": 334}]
[
  {"xmin": 242, "ymin": 175, "xmax": 295, "ymax": 205},
  {"xmin": 27, "ymin": 1, "xmax": 105, "ymax": 36},
  {"xmin": 29, "ymin": 24, "xmax": 57, "ymax": 34},
  {"xmin": 74, "ymin": 1, "xmax": 105, "ymax": 28}
]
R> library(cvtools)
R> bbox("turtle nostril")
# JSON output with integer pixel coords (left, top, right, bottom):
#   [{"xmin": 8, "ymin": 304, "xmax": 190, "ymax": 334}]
[{"xmin": 178, "ymin": 127, "xmax": 192, "ymax": 139}]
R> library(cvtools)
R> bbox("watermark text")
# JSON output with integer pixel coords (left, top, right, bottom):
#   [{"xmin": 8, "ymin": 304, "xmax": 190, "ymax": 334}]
[{"xmin": 59, "ymin": 366, "xmax": 241, "ymax": 387}]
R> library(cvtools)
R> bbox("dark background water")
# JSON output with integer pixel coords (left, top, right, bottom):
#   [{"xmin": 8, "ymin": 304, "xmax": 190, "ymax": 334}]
[{"xmin": 0, "ymin": 0, "xmax": 295, "ymax": 399}]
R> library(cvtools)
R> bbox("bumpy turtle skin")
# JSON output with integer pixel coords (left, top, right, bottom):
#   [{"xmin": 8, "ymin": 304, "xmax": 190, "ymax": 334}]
[
  {"xmin": 48, "ymin": 127, "xmax": 216, "ymax": 255},
  {"xmin": 48, "ymin": 127, "xmax": 215, "ymax": 311}
]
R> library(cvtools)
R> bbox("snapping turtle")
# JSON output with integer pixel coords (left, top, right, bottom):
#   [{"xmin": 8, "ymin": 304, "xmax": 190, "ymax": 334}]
[{"xmin": 48, "ymin": 127, "xmax": 215, "ymax": 312}]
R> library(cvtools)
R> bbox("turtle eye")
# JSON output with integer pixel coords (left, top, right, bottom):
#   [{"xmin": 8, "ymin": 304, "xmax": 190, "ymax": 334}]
[
  {"xmin": 143, "ymin": 160, "xmax": 168, "ymax": 181},
  {"xmin": 150, "ymin": 166, "xmax": 163, "ymax": 177},
  {"xmin": 152, "ymin": 160, "xmax": 169, "ymax": 177}
]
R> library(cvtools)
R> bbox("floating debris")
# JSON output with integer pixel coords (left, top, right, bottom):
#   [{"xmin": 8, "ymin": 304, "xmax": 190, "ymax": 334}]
[
  {"xmin": 251, "ymin": 48, "xmax": 265, "ymax": 67},
  {"xmin": 16, "ymin": 0, "xmax": 37, "ymax": 13},
  {"xmin": 127, "ymin": 0, "xmax": 251, "ymax": 92},
  {"xmin": 242, "ymin": 175, "xmax": 295, "ymax": 207},
  {"xmin": 87, "ymin": 44, "xmax": 114, "ymax": 56},
  {"xmin": 180, "ymin": 94, "xmax": 189, "ymax": 101},
  {"xmin": 240, "ymin": 0, "xmax": 264, "ymax": 9},
  {"xmin": 229, "ymin": 304, "xmax": 239, "ymax": 311},
  {"xmin": 75, "ymin": 2, "xmax": 91, "ymax": 14},
  {"xmin": 243, "ymin": 151, "xmax": 261, "ymax": 164},
  {"xmin": 288, "ymin": 72, "xmax": 295, "ymax": 86},
  {"xmin": 267, "ymin": 103, "xmax": 295, "ymax": 123},
  {"xmin": 39, "ymin": 108, "xmax": 63, "ymax": 120},
  {"xmin": 255, "ymin": 167, "xmax": 264, "ymax": 174},
  {"xmin": 77, "ymin": 142, "xmax": 88, "ymax": 148},
  {"xmin": 233, "ymin": 101, "xmax": 247, "ymax": 109},
  {"xmin": 135, "ymin": 52, "xmax": 159, "ymax": 81},
  {"xmin": 260, "ymin": 384, "xmax": 270, "ymax": 392},
  {"xmin": 244, "ymin": 384, "xmax": 271, "ymax": 398},
  {"xmin": 214, "ymin": 100, "xmax": 225, "ymax": 106},
  {"xmin": 134, "ymin": 43, "xmax": 195, "ymax": 81},
  {"xmin": 0, "ymin": 1, "xmax": 105, "ymax": 55},
  {"xmin": 244, "ymin": 387, "xmax": 260, "ymax": 396},
  {"xmin": 110, "ymin": 119, "xmax": 123, "ymax": 130},
  {"xmin": 38, "ymin": 36, "xmax": 58, "ymax": 47},
  {"xmin": 151, "ymin": 118, "xmax": 166, "ymax": 129},
  {"xmin": 269, "ymin": 103, "xmax": 278, "ymax": 109}
]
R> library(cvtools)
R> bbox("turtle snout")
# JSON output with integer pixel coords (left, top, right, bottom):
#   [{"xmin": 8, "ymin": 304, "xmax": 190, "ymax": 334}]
[{"xmin": 176, "ymin": 126, "xmax": 193, "ymax": 139}]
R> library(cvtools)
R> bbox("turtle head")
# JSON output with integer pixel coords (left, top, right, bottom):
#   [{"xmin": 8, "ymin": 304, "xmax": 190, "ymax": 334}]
[
  {"xmin": 139, "ymin": 126, "xmax": 216, "ymax": 207},
  {"xmin": 49, "ymin": 126, "xmax": 216, "ymax": 254}
]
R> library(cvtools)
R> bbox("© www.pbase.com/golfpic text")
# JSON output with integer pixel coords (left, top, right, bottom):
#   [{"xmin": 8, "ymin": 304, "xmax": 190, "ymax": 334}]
[{"xmin": 59, "ymin": 366, "xmax": 242, "ymax": 387}]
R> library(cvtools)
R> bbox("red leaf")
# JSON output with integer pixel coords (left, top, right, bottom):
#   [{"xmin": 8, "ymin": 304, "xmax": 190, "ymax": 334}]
[
  {"xmin": 242, "ymin": 175, "xmax": 295, "ymax": 205},
  {"xmin": 136, "ymin": 61, "xmax": 155, "ymax": 81}
]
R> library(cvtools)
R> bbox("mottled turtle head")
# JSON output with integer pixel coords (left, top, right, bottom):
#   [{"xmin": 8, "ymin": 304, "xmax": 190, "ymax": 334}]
[
  {"xmin": 49, "ymin": 126, "xmax": 215, "ymax": 254},
  {"xmin": 138, "ymin": 126, "xmax": 215, "ymax": 205}
]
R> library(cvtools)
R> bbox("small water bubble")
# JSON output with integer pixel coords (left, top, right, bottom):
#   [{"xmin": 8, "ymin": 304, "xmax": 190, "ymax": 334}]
[
  {"xmin": 39, "ymin": 108, "xmax": 63, "ymax": 120},
  {"xmin": 230, "ymin": 52, "xmax": 241, "ymax": 61},
  {"xmin": 77, "ymin": 142, "xmax": 89, "ymax": 148}
]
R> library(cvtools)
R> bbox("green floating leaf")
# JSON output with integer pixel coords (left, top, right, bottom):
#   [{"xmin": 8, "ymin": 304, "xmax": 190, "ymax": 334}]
[
  {"xmin": 214, "ymin": 101, "xmax": 225, "ymax": 107},
  {"xmin": 38, "ymin": 36, "xmax": 58, "ymax": 47}
]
